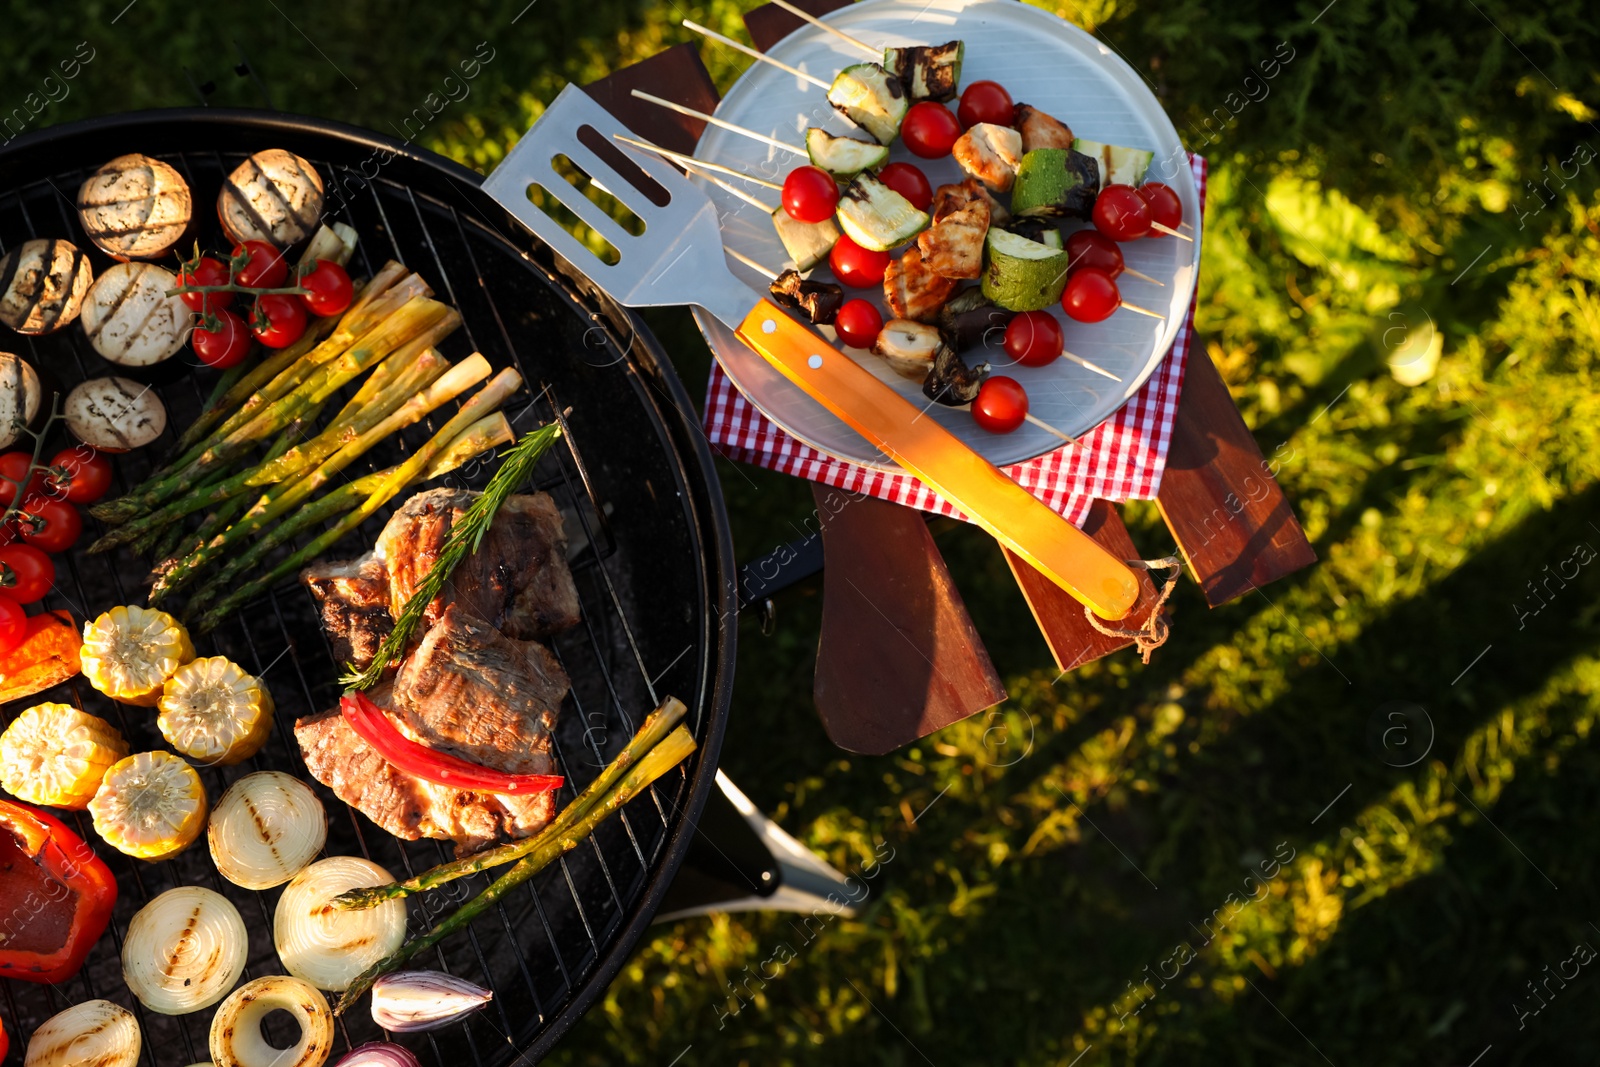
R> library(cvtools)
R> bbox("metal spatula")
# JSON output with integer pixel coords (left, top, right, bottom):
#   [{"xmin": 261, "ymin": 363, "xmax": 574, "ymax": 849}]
[{"xmin": 482, "ymin": 85, "xmax": 1140, "ymax": 620}]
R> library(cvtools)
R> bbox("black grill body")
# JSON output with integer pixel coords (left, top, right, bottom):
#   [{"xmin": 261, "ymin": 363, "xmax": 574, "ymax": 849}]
[{"xmin": 0, "ymin": 108, "xmax": 735, "ymax": 1065}]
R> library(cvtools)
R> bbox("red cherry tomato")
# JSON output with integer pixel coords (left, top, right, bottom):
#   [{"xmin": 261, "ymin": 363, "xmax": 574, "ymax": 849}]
[
  {"xmin": 1061, "ymin": 267, "xmax": 1122, "ymax": 323},
  {"xmin": 231, "ymin": 240, "xmax": 290, "ymax": 289},
  {"xmin": 0, "ymin": 544, "xmax": 54, "ymax": 604},
  {"xmin": 193, "ymin": 308, "xmax": 253, "ymax": 369},
  {"xmin": 177, "ymin": 256, "xmax": 234, "ymax": 313},
  {"xmin": 298, "ymin": 260, "xmax": 355, "ymax": 317},
  {"xmin": 17, "ymin": 499, "xmax": 81, "ymax": 555},
  {"xmin": 1092, "ymin": 184, "xmax": 1153, "ymax": 241},
  {"xmin": 829, "ymin": 235, "xmax": 891, "ymax": 288},
  {"xmin": 876, "ymin": 162, "xmax": 933, "ymax": 212},
  {"xmin": 1138, "ymin": 182, "xmax": 1184, "ymax": 233},
  {"xmin": 833, "ymin": 298, "xmax": 884, "ymax": 348},
  {"xmin": 900, "ymin": 101, "xmax": 963, "ymax": 159},
  {"xmin": 958, "ymin": 80, "xmax": 1014, "ymax": 130},
  {"xmin": 45, "ymin": 448, "xmax": 113, "ymax": 505},
  {"xmin": 781, "ymin": 167, "xmax": 839, "ymax": 224},
  {"xmin": 1065, "ymin": 229, "xmax": 1125, "ymax": 278},
  {"xmin": 972, "ymin": 375, "xmax": 1028, "ymax": 434},
  {"xmin": 1003, "ymin": 311, "xmax": 1063, "ymax": 368},
  {"xmin": 0, "ymin": 452, "xmax": 46, "ymax": 508},
  {"xmin": 249, "ymin": 294, "xmax": 309, "ymax": 349},
  {"xmin": 0, "ymin": 595, "xmax": 24, "ymax": 656}
]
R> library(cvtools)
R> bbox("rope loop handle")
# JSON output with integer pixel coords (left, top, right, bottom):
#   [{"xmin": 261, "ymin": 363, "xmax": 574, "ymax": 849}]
[{"xmin": 1082, "ymin": 555, "xmax": 1184, "ymax": 664}]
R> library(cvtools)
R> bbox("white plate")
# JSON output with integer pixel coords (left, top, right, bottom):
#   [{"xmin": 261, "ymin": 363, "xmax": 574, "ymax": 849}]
[{"xmin": 691, "ymin": 0, "xmax": 1201, "ymax": 470}]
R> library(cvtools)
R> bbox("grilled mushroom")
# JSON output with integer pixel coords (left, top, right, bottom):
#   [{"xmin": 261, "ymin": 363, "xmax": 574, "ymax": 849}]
[
  {"xmin": 0, "ymin": 238, "xmax": 93, "ymax": 335},
  {"xmin": 80, "ymin": 262, "xmax": 190, "ymax": 367},
  {"xmin": 65, "ymin": 376, "xmax": 168, "ymax": 452},
  {"xmin": 922, "ymin": 343, "xmax": 989, "ymax": 407},
  {"xmin": 0, "ymin": 353, "xmax": 42, "ymax": 450},
  {"xmin": 77, "ymin": 153, "xmax": 193, "ymax": 260},
  {"xmin": 938, "ymin": 287, "xmax": 1014, "ymax": 352},
  {"xmin": 218, "ymin": 148, "xmax": 325, "ymax": 248},
  {"xmin": 769, "ymin": 270, "xmax": 844, "ymax": 325},
  {"xmin": 870, "ymin": 318, "xmax": 943, "ymax": 378}
]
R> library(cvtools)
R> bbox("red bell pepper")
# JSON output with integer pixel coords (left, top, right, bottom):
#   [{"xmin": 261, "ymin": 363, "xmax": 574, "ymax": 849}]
[
  {"xmin": 341, "ymin": 691, "xmax": 564, "ymax": 795},
  {"xmin": 0, "ymin": 799, "xmax": 117, "ymax": 984}
]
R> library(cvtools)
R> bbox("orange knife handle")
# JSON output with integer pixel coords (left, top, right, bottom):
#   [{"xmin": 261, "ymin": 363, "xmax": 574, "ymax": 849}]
[{"xmin": 734, "ymin": 299, "xmax": 1140, "ymax": 620}]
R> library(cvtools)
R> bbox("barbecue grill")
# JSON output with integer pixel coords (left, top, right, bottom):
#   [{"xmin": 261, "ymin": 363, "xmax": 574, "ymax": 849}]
[{"xmin": 0, "ymin": 108, "xmax": 735, "ymax": 1065}]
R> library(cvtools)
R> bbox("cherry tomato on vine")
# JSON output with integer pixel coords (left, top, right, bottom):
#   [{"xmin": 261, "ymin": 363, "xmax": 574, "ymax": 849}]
[
  {"xmin": 1065, "ymin": 229, "xmax": 1125, "ymax": 278},
  {"xmin": 781, "ymin": 166, "xmax": 839, "ymax": 224},
  {"xmin": 297, "ymin": 260, "xmax": 354, "ymax": 317},
  {"xmin": 0, "ymin": 595, "xmax": 24, "ymax": 656},
  {"xmin": 0, "ymin": 453, "xmax": 46, "ymax": 507},
  {"xmin": 1061, "ymin": 267, "xmax": 1122, "ymax": 323},
  {"xmin": 1092, "ymin": 184, "xmax": 1153, "ymax": 241},
  {"xmin": 877, "ymin": 162, "xmax": 933, "ymax": 212},
  {"xmin": 193, "ymin": 308, "xmax": 252, "ymax": 369},
  {"xmin": 833, "ymin": 298, "xmax": 884, "ymax": 348},
  {"xmin": 971, "ymin": 376, "xmax": 1028, "ymax": 434},
  {"xmin": 957, "ymin": 80, "xmax": 1014, "ymax": 129},
  {"xmin": 17, "ymin": 499, "xmax": 81, "ymax": 555},
  {"xmin": 1003, "ymin": 311, "xmax": 1064, "ymax": 367},
  {"xmin": 249, "ymin": 294, "xmax": 308, "ymax": 350},
  {"xmin": 177, "ymin": 256, "xmax": 234, "ymax": 313},
  {"xmin": 829, "ymin": 235, "xmax": 891, "ymax": 288},
  {"xmin": 231, "ymin": 240, "xmax": 290, "ymax": 289},
  {"xmin": 0, "ymin": 544, "xmax": 54, "ymax": 604},
  {"xmin": 46, "ymin": 448, "xmax": 113, "ymax": 505},
  {"xmin": 1137, "ymin": 182, "xmax": 1184, "ymax": 233},
  {"xmin": 901, "ymin": 102, "xmax": 963, "ymax": 159}
]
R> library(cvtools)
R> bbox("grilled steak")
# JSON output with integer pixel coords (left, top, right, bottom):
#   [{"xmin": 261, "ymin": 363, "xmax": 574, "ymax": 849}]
[
  {"xmin": 377, "ymin": 488, "xmax": 580, "ymax": 639},
  {"xmin": 301, "ymin": 554, "xmax": 392, "ymax": 670}
]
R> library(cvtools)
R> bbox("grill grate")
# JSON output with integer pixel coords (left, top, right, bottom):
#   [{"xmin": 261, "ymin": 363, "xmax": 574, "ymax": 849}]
[{"xmin": 0, "ymin": 112, "xmax": 733, "ymax": 1066}]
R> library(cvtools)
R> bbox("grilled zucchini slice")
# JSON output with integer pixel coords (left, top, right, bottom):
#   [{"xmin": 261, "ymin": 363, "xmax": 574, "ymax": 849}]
[
  {"xmin": 883, "ymin": 41, "xmax": 964, "ymax": 103},
  {"xmin": 771, "ymin": 208, "xmax": 840, "ymax": 272},
  {"xmin": 981, "ymin": 228, "xmax": 1072, "ymax": 311},
  {"xmin": 836, "ymin": 173, "xmax": 929, "ymax": 252},
  {"xmin": 1073, "ymin": 138, "xmax": 1154, "ymax": 188},
  {"xmin": 827, "ymin": 63, "xmax": 908, "ymax": 146},
  {"xmin": 805, "ymin": 128, "xmax": 889, "ymax": 181}
]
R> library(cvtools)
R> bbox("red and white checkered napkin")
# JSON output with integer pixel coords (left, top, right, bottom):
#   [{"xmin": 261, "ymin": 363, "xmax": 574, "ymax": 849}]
[{"xmin": 703, "ymin": 155, "xmax": 1207, "ymax": 528}]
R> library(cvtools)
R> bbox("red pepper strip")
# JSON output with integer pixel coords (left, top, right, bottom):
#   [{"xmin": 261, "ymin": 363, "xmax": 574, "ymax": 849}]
[
  {"xmin": 340, "ymin": 692, "xmax": 565, "ymax": 795},
  {"xmin": 0, "ymin": 798, "xmax": 118, "ymax": 985}
]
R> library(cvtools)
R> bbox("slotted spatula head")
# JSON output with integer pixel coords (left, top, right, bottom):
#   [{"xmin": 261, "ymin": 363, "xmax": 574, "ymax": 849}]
[{"xmin": 482, "ymin": 84, "xmax": 758, "ymax": 330}]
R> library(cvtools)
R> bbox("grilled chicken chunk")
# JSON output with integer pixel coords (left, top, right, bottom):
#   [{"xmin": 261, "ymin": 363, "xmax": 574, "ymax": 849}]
[
  {"xmin": 1014, "ymin": 103, "xmax": 1074, "ymax": 152},
  {"xmin": 884, "ymin": 244, "xmax": 959, "ymax": 322},
  {"xmin": 952, "ymin": 123, "xmax": 1024, "ymax": 192},
  {"xmin": 917, "ymin": 199, "xmax": 989, "ymax": 280},
  {"xmin": 301, "ymin": 554, "xmax": 393, "ymax": 670},
  {"xmin": 931, "ymin": 178, "xmax": 1009, "ymax": 228}
]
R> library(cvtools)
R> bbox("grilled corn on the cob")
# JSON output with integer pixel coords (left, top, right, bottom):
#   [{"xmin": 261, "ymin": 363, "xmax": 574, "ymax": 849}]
[
  {"xmin": 81, "ymin": 605, "xmax": 193, "ymax": 706},
  {"xmin": 157, "ymin": 657, "xmax": 274, "ymax": 766},
  {"xmin": 0, "ymin": 703, "xmax": 128, "ymax": 809},
  {"xmin": 90, "ymin": 750, "xmax": 207, "ymax": 860}
]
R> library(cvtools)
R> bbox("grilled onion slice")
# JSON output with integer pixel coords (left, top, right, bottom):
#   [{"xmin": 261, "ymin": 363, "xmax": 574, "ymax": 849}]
[
  {"xmin": 218, "ymin": 149, "xmax": 325, "ymax": 248},
  {"xmin": 123, "ymin": 886, "xmax": 248, "ymax": 1014},
  {"xmin": 210, "ymin": 771, "xmax": 327, "ymax": 890},
  {"xmin": 24, "ymin": 999, "xmax": 141, "ymax": 1067},
  {"xmin": 0, "ymin": 238, "xmax": 93, "ymax": 335},
  {"xmin": 80, "ymin": 261, "xmax": 190, "ymax": 366},
  {"xmin": 275, "ymin": 856, "xmax": 406, "ymax": 991},
  {"xmin": 210, "ymin": 975, "xmax": 332, "ymax": 1067},
  {"xmin": 77, "ymin": 153, "xmax": 193, "ymax": 260}
]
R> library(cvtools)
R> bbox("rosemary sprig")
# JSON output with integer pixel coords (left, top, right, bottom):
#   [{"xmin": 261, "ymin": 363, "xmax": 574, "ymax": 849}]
[{"xmin": 338, "ymin": 420, "xmax": 564, "ymax": 691}]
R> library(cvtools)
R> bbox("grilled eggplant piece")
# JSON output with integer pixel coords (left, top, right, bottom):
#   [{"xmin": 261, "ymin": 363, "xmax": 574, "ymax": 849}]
[
  {"xmin": 81, "ymin": 262, "xmax": 189, "ymax": 366},
  {"xmin": 883, "ymin": 244, "xmax": 959, "ymax": 322},
  {"xmin": 938, "ymin": 288, "xmax": 1014, "ymax": 352},
  {"xmin": 218, "ymin": 148, "xmax": 325, "ymax": 248},
  {"xmin": 884, "ymin": 41, "xmax": 964, "ymax": 102},
  {"xmin": 828, "ymin": 63, "xmax": 908, "ymax": 145},
  {"xmin": 1014, "ymin": 103, "xmax": 1075, "ymax": 152},
  {"xmin": 0, "ymin": 238, "xmax": 93, "ymax": 335},
  {"xmin": 871, "ymin": 318, "xmax": 942, "ymax": 378},
  {"xmin": 769, "ymin": 270, "xmax": 844, "ymax": 325},
  {"xmin": 1011, "ymin": 149, "xmax": 1099, "ymax": 221},
  {"xmin": 923, "ymin": 343, "xmax": 989, "ymax": 407},
  {"xmin": 65, "ymin": 376, "xmax": 168, "ymax": 452},
  {"xmin": 77, "ymin": 154, "xmax": 193, "ymax": 260},
  {"xmin": 916, "ymin": 199, "xmax": 989, "ymax": 280},
  {"xmin": 952, "ymin": 123, "xmax": 1023, "ymax": 192}
]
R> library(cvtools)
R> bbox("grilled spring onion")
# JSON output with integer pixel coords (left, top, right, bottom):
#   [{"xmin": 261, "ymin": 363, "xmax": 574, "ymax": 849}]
[
  {"xmin": 157, "ymin": 656, "xmax": 274, "ymax": 766},
  {"xmin": 0, "ymin": 353, "xmax": 42, "ymax": 450},
  {"xmin": 80, "ymin": 262, "xmax": 190, "ymax": 366},
  {"xmin": 210, "ymin": 975, "xmax": 333, "ymax": 1067},
  {"xmin": 123, "ymin": 886, "xmax": 248, "ymax": 1014},
  {"xmin": 81, "ymin": 604, "xmax": 193, "ymax": 705},
  {"xmin": 24, "ymin": 1000, "xmax": 141, "ymax": 1067},
  {"xmin": 0, "ymin": 703, "xmax": 128, "ymax": 809},
  {"xmin": 89, "ymin": 750, "xmax": 207, "ymax": 860},
  {"xmin": 77, "ymin": 153, "xmax": 193, "ymax": 261},
  {"xmin": 64, "ymin": 376, "xmax": 170, "ymax": 453},
  {"xmin": 275, "ymin": 857, "xmax": 406, "ymax": 991},
  {"xmin": 369, "ymin": 971, "xmax": 492, "ymax": 1033},
  {"xmin": 209, "ymin": 771, "xmax": 327, "ymax": 890},
  {"xmin": 0, "ymin": 238, "xmax": 93, "ymax": 336}
]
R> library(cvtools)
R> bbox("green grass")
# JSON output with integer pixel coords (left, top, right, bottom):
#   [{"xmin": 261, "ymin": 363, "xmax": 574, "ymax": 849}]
[{"xmin": 6, "ymin": 1, "xmax": 1600, "ymax": 1062}]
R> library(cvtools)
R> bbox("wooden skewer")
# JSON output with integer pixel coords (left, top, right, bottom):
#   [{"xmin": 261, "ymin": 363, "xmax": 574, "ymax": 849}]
[
  {"xmin": 682, "ymin": 19, "xmax": 832, "ymax": 90},
  {"xmin": 1060, "ymin": 350, "xmax": 1123, "ymax": 382},
  {"xmin": 1024, "ymin": 413, "xmax": 1078, "ymax": 446},
  {"xmin": 630, "ymin": 89, "xmax": 807, "ymax": 159},
  {"xmin": 1150, "ymin": 221, "xmax": 1193, "ymax": 242},
  {"xmin": 725, "ymin": 246, "xmax": 780, "ymax": 280},
  {"xmin": 768, "ymin": 0, "xmax": 881, "ymax": 58},
  {"xmin": 1122, "ymin": 267, "xmax": 1164, "ymax": 286},
  {"xmin": 1119, "ymin": 301, "xmax": 1166, "ymax": 321},
  {"xmin": 680, "ymin": 161, "xmax": 778, "ymax": 213},
  {"xmin": 613, "ymin": 133, "xmax": 784, "ymax": 191}
]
